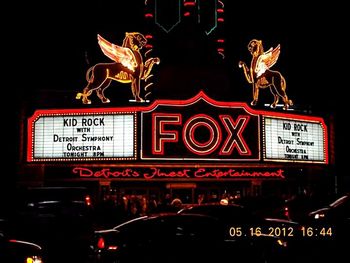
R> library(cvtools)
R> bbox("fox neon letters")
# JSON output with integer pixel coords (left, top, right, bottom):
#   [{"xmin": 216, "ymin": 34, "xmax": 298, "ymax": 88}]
[{"xmin": 152, "ymin": 113, "xmax": 251, "ymax": 156}]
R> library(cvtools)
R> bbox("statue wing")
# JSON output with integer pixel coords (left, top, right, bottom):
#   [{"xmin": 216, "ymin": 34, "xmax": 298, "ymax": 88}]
[
  {"xmin": 97, "ymin": 34, "xmax": 137, "ymax": 72},
  {"xmin": 255, "ymin": 44, "xmax": 281, "ymax": 77}
]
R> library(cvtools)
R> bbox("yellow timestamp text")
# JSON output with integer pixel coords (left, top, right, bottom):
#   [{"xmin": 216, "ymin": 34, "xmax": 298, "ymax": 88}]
[
  {"xmin": 299, "ymin": 226, "xmax": 333, "ymax": 237},
  {"xmin": 228, "ymin": 226, "xmax": 334, "ymax": 238}
]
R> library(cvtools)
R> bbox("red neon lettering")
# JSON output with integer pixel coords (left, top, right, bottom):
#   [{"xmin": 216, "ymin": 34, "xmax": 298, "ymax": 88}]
[
  {"xmin": 152, "ymin": 113, "xmax": 181, "ymax": 155},
  {"xmin": 72, "ymin": 167, "xmax": 139, "ymax": 178},
  {"xmin": 183, "ymin": 114, "xmax": 221, "ymax": 155},
  {"xmin": 143, "ymin": 168, "xmax": 190, "ymax": 179},
  {"xmin": 219, "ymin": 115, "xmax": 251, "ymax": 155},
  {"xmin": 73, "ymin": 167, "xmax": 284, "ymax": 179},
  {"xmin": 194, "ymin": 168, "xmax": 285, "ymax": 179},
  {"xmin": 73, "ymin": 167, "xmax": 93, "ymax": 177}
]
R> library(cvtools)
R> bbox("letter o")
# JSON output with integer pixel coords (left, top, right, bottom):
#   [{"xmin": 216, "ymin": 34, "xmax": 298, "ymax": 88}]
[
  {"xmin": 67, "ymin": 143, "xmax": 72, "ymax": 150},
  {"xmin": 183, "ymin": 115, "xmax": 221, "ymax": 155}
]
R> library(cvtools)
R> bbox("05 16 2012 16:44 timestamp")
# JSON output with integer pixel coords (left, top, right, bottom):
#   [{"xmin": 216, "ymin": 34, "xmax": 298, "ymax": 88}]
[{"xmin": 228, "ymin": 226, "xmax": 334, "ymax": 238}]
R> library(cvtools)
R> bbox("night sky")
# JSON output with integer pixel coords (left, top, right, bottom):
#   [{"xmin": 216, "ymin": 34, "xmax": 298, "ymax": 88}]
[
  {"xmin": 5, "ymin": 1, "xmax": 344, "ymax": 109},
  {"xmin": 2, "ymin": 1, "xmax": 348, "ymax": 202}
]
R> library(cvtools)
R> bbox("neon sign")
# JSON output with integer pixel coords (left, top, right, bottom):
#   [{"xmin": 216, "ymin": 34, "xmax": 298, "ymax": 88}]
[
  {"xmin": 152, "ymin": 114, "xmax": 251, "ymax": 156},
  {"xmin": 264, "ymin": 117, "xmax": 327, "ymax": 163},
  {"xmin": 27, "ymin": 91, "xmax": 328, "ymax": 164},
  {"xmin": 72, "ymin": 167, "xmax": 285, "ymax": 179},
  {"xmin": 75, "ymin": 32, "xmax": 160, "ymax": 104},
  {"xmin": 28, "ymin": 112, "xmax": 137, "ymax": 161},
  {"xmin": 141, "ymin": 92, "xmax": 260, "ymax": 161},
  {"xmin": 239, "ymin": 39, "xmax": 293, "ymax": 110}
]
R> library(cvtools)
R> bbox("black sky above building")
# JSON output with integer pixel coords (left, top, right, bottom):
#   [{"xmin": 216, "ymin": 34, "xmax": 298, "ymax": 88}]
[
  {"xmin": 2, "ymin": 0, "xmax": 348, "ymax": 203},
  {"xmin": 5, "ymin": 1, "xmax": 344, "ymax": 109}
]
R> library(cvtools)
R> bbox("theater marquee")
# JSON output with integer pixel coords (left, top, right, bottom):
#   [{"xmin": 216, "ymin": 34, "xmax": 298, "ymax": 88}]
[
  {"xmin": 263, "ymin": 117, "xmax": 327, "ymax": 163},
  {"xmin": 140, "ymin": 93, "xmax": 260, "ymax": 161},
  {"xmin": 27, "ymin": 110, "xmax": 137, "ymax": 161},
  {"xmin": 27, "ymin": 91, "xmax": 328, "ymax": 164}
]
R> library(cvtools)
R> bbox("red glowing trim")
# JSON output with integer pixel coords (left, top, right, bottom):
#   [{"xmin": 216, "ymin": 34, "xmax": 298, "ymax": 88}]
[
  {"xmin": 145, "ymin": 34, "xmax": 153, "ymax": 39},
  {"xmin": 145, "ymin": 13, "xmax": 154, "ymax": 18},
  {"xmin": 145, "ymin": 44, "xmax": 153, "ymax": 49},
  {"xmin": 184, "ymin": 2, "xmax": 196, "ymax": 7},
  {"xmin": 217, "ymin": 39, "xmax": 225, "ymax": 43},
  {"xmin": 217, "ymin": 8, "xmax": 224, "ymax": 13},
  {"xmin": 184, "ymin": 12, "xmax": 191, "ymax": 16},
  {"xmin": 217, "ymin": 18, "xmax": 224, "ymax": 22},
  {"xmin": 217, "ymin": 48, "xmax": 225, "ymax": 52}
]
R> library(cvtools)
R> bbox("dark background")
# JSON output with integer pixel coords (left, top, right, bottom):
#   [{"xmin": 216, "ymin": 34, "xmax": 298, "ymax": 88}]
[
  {"xmin": 2, "ymin": 1, "xmax": 348, "ymax": 209},
  {"xmin": 4, "ymin": 1, "xmax": 345, "ymax": 106}
]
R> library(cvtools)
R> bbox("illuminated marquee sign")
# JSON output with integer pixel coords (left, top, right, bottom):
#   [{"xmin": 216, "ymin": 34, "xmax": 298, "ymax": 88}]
[
  {"xmin": 28, "ymin": 111, "xmax": 136, "ymax": 161},
  {"xmin": 263, "ymin": 117, "xmax": 327, "ymax": 163},
  {"xmin": 27, "ymin": 92, "xmax": 328, "ymax": 165},
  {"xmin": 141, "ymin": 92, "xmax": 260, "ymax": 161}
]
